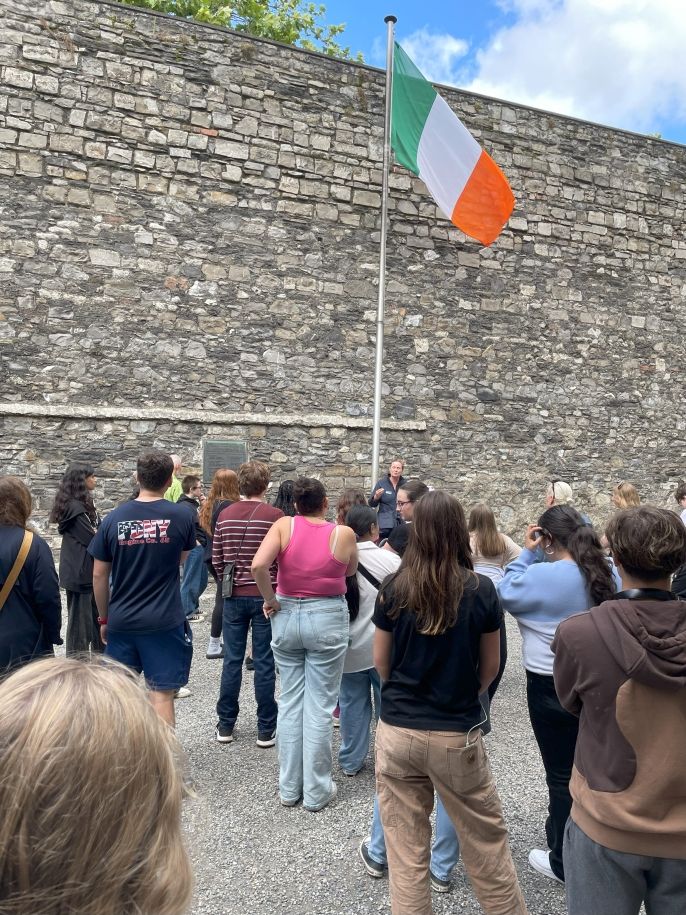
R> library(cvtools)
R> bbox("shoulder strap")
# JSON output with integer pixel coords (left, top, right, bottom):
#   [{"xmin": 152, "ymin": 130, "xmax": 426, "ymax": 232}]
[
  {"xmin": 232, "ymin": 503, "xmax": 262, "ymax": 560},
  {"xmin": 357, "ymin": 560, "xmax": 382, "ymax": 591},
  {"xmin": 0, "ymin": 530, "xmax": 34, "ymax": 612},
  {"xmin": 330, "ymin": 523, "xmax": 340, "ymax": 555}
]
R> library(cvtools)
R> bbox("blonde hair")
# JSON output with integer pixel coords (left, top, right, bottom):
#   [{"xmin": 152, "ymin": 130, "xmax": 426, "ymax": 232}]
[
  {"xmin": 0, "ymin": 658, "xmax": 192, "ymax": 915},
  {"xmin": 468, "ymin": 502, "xmax": 507, "ymax": 558},
  {"xmin": 547, "ymin": 480, "xmax": 573, "ymax": 505},
  {"xmin": 613, "ymin": 481, "xmax": 641, "ymax": 509}
]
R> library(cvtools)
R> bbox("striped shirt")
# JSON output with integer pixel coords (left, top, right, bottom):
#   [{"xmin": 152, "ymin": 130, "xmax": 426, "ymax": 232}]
[{"xmin": 212, "ymin": 500, "xmax": 283, "ymax": 597}]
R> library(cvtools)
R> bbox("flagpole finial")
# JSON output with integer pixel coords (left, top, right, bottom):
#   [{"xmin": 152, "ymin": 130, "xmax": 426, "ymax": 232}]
[{"xmin": 384, "ymin": 15, "xmax": 397, "ymax": 24}]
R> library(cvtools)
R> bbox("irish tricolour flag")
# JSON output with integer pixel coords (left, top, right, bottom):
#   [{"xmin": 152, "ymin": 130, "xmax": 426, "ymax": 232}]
[{"xmin": 391, "ymin": 42, "xmax": 515, "ymax": 247}]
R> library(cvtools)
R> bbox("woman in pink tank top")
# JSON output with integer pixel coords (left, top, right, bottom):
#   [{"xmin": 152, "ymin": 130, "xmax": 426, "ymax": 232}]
[{"xmin": 252, "ymin": 477, "xmax": 357, "ymax": 812}]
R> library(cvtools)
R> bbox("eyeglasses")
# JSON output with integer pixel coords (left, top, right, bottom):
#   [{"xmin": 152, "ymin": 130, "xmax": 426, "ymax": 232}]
[{"xmin": 396, "ymin": 499, "xmax": 410, "ymax": 507}]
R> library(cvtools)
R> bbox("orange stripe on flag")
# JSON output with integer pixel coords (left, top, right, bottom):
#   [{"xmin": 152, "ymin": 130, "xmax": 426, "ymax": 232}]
[{"xmin": 451, "ymin": 150, "xmax": 515, "ymax": 247}]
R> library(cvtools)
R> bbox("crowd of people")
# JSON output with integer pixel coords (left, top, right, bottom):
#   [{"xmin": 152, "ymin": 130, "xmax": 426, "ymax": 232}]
[{"xmin": 1, "ymin": 452, "xmax": 685, "ymax": 915}]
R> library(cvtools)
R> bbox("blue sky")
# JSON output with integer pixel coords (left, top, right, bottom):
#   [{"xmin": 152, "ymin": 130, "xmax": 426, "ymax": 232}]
[{"xmin": 324, "ymin": 0, "xmax": 686, "ymax": 145}]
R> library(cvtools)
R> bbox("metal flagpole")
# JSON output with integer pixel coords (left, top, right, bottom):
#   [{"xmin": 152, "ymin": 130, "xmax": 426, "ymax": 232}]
[{"xmin": 370, "ymin": 14, "xmax": 396, "ymax": 488}]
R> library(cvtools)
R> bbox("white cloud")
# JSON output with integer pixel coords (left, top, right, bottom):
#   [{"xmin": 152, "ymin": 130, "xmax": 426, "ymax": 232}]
[
  {"xmin": 468, "ymin": 0, "xmax": 686, "ymax": 134},
  {"xmin": 394, "ymin": 1, "xmax": 686, "ymax": 138},
  {"xmin": 398, "ymin": 28, "xmax": 470, "ymax": 87}
]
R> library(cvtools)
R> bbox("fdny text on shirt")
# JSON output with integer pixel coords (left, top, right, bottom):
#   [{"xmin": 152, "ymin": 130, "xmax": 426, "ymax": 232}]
[{"xmin": 117, "ymin": 519, "xmax": 171, "ymax": 545}]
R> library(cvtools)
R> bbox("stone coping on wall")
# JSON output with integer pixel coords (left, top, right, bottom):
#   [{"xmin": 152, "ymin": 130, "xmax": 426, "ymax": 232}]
[
  {"xmin": 0, "ymin": 401, "xmax": 426, "ymax": 432},
  {"xmin": 93, "ymin": 0, "xmax": 684, "ymax": 150}
]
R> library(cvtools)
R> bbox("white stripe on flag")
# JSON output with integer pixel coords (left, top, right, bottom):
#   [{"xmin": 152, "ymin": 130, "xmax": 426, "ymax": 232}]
[{"xmin": 417, "ymin": 95, "xmax": 481, "ymax": 220}]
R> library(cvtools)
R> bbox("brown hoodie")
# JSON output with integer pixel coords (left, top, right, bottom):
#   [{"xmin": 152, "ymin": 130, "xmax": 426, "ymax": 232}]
[{"xmin": 552, "ymin": 594, "xmax": 686, "ymax": 858}]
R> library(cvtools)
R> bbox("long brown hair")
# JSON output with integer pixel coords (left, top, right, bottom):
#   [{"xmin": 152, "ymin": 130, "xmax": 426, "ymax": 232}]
[
  {"xmin": 383, "ymin": 491, "xmax": 473, "ymax": 635},
  {"xmin": 0, "ymin": 657, "xmax": 192, "ymax": 915},
  {"xmin": 199, "ymin": 469, "xmax": 240, "ymax": 534},
  {"xmin": 0, "ymin": 476, "xmax": 32, "ymax": 528},
  {"xmin": 468, "ymin": 502, "xmax": 506, "ymax": 558}
]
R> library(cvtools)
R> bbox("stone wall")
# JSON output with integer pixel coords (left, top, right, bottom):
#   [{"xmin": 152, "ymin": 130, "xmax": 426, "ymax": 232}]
[{"xmin": 0, "ymin": 0, "xmax": 685, "ymax": 533}]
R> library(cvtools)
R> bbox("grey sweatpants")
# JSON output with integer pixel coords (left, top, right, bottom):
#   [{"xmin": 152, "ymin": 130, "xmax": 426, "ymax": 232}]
[{"xmin": 564, "ymin": 818, "xmax": 686, "ymax": 915}]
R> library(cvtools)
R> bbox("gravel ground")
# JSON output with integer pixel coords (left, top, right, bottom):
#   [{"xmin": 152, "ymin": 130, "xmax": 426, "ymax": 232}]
[{"xmin": 174, "ymin": 595, "xmax": 569, "ymax": 915}]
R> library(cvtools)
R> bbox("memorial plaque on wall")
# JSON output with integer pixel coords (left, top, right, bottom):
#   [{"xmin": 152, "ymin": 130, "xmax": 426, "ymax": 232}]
[{"xmin": 202, "ymin": 440, "xmax": 248, "ymax": 485}]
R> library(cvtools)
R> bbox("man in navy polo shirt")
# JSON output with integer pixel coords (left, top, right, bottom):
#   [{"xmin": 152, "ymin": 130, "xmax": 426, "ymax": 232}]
[{"xmin": 90, "ymin": 450, "xmax": 196, "ymax": 726}]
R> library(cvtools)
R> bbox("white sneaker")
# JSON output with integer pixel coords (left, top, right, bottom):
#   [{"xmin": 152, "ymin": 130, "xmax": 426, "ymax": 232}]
[
  {"xmin": 175, "ymin": 686, "xmax": 192, "ymax": 699},
  {"xmin": 206, "ymin": 636, "xmax": 223, "ymax": 659},
  {"xmin": 528, "ymin": 849, "xmax": 564, "ymax": 884}
]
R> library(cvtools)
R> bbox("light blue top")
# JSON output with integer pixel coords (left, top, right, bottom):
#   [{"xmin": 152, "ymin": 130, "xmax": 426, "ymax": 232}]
[{"xmin": 497, "ymin": 548, "xmax": 620, "ymax": 675}]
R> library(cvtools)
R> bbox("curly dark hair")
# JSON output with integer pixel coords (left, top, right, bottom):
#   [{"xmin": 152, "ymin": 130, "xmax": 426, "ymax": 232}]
[
  {"xmin": 538, "ymin": 505, "xmax": 616, "ymax": 605},
  {"xmin": 273, "ymin": 480, "xmax": 297, "ymax": 516},
  {"xmin": 49, "ymin": 464, "xmax": 97, "ymax": 525}
]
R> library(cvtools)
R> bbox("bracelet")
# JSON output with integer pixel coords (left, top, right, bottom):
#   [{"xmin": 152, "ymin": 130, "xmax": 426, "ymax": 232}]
[
  {"xmin": 97, "ymin": 617, "xmax": 108, "ymax": 625},
  {"xmin": 266, "ymin": 596, "xmax": 279, "ymax": 606}
]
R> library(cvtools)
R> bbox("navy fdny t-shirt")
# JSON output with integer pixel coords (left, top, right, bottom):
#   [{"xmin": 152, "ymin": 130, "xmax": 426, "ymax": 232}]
[{"xmin": 88, "ymin": 499, "xmax": 195, "ymax": 633}]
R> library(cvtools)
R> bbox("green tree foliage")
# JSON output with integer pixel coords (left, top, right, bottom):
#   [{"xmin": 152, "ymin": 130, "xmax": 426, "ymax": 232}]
[{"xmin": 116, "ymin": 0, "xmax": 360, "ymax": 59}]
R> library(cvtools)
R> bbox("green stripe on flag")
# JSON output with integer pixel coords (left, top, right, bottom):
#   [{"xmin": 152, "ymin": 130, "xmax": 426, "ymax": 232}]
[{"xmin": 391, "ymin": 42, "xmax": 438, "ymax": 176}]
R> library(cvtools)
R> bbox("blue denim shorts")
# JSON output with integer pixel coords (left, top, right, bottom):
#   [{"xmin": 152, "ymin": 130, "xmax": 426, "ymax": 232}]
[{"xmin": 105, "ymin": 622, "xmax": 193, "ymax": 691}]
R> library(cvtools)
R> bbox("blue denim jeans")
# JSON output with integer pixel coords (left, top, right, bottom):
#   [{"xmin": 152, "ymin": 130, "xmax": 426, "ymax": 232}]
[
  {"xmin": 368, "ymin": 792, "xmax": 460, "ymax": 882},
  {"xmin": 338, "ymin": 667, "xmax": 381, "ymax": 774},
  {"xmin": 181, "ymin": 545, "xmax": 209, "ymax": 617},
  {"xmin": 216, "ymin": 597, "xmax": 277, "ymax": 733},
  {"xmin": 270, "ymin": 594, "xmax": 349, "ymax": 809}
]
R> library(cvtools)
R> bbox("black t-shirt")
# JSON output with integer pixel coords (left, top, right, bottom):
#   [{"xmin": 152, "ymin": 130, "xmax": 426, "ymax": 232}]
[
  {"xmin": 373, "ymin": 572, "xmax": 503, "ymax": 731},
  {"xmin": 88, "ymin": 499, "xmax": 195, "ymax": 633}
]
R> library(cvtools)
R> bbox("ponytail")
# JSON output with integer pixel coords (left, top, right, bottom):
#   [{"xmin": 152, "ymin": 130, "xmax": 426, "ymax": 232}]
[
  {"xmin": 538, "ymin": 505, "xmax": 616, "ymax": 606},
  {"xmin": 566, "ymin": 525, "xmax": 616, "ymax": 605},
  {"xmin": 345, "ymin": 575, "xmax": 360, "ymax": 622}
]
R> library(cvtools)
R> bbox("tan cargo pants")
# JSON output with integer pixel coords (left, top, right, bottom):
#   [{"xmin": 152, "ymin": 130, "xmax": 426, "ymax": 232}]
[{"xmin": 375, "ymin": 719, "xmax": 529, "ymax": 915}]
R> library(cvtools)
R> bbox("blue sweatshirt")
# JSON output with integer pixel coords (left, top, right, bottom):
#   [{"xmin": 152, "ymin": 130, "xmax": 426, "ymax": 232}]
[{"xmin": 497, "ymin": 548, "xmax": 619, "ymax": 675}]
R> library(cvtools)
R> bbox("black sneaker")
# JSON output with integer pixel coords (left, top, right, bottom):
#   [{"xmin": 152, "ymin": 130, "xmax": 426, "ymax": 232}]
[
  {"xmin": 430, "ymin": 871, "xmax": 452, "ymax": 893},
  {"xmin": 359, "ymin": 840, "xmax": 386, "ymax": 878},
  {"xmin": 245, "ymin": 655, "xmax": 254, "ymax": 671},
  {"xmin": 256, "ymin": 728, "xmax": 276, "ymax": 748},
  {"xmin": 215, "ymin": 723, "xmax": 234, "ymax": 743}
]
